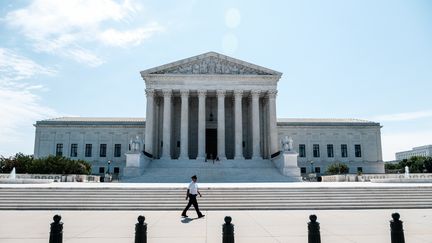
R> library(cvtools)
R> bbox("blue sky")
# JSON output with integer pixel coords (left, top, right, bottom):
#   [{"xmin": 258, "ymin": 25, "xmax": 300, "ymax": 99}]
[{"xmin": 0, "ymin": 0, "xmax": 431, "ymax": 160}]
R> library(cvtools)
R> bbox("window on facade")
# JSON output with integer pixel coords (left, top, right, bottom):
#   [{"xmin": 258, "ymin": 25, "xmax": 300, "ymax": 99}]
[
  {"xmin": 341, "ymin": 144, "xmax": 348, "ymax": 157},
  {"xmin": 300, "ymin": 167, "xmax": 306, "ymax": 174},
  {"xmin": 114, "ymin": 144, "xmax": 121, "ymax": 157},
  {"xmin": 327, "ymin": 144, "xmax": 334, "ymax": 158},
  {"xmin": 70, "ymin": 143, "xmax": 78, "ymax": 157},
  {"xmin": 313, "ymin": 144, "xmax": 320, "ymax": 157},
  {"xmin": 56, "ymin": 143, "xmax": 63, "ymax": 156},
  {"xmin": 315, "ymin": 167, "xmax": 321, "ymax": 173},
  {"xmin": 99, "ymin": 167, "xmax": 105, "ymax": 174},
  {"xmin": 114, "ymin": 167, "xmax": 120, "ymax": 174},
  {"xmin": 355, "ymin": 144, "xmax": 362, "ymax": 157},
  {"xmin": 357, "ymin": 167, "xmax": 363, "ymax": 173},
  {"xmin": 299, "ymin": 144, "xmax": 306, "ymax": 157},
  {"xmin": 85, "ymin": 144, "xmax": 92, "ymax": 157},
  {"xmin": 100, "ymin": 144, "xmax": 107, "ymax": 157}
]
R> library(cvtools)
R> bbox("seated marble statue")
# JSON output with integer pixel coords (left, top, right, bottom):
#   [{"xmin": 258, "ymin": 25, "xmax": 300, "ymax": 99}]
[{"xmin": 281, "ymin": 136, "xmax": 294, "ymax": 152}]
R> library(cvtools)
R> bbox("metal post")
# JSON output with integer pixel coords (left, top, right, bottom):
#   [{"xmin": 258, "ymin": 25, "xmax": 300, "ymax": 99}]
[
  {"xmin": 390, "ymin": 213, "xmax": 405, "ymax": 243},
  {"xmin": 308, "ymin": 214, "xmax": 321, "ymax": 243},
  {"xmin": 135, "ymin": 215, "xmax": 147, "ymax": 243},
  {"xmin": 49, "ymin": 215, "xmax": 63, "ymax": 243},
  {"xmin": 222, "ymin": 216, "xmax": 234, "ymax": 243}
]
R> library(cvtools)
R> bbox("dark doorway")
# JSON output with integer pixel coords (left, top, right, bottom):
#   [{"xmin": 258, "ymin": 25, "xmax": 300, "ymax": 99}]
[{"xmin": 206, "ymin": 129, "xmax": 217, "ymax": 160}]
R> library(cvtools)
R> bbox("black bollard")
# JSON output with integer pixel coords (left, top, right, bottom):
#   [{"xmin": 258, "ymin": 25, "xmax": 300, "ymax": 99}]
[
  {"xmin": 308, "ymin": 214, "xmax": 321, "ymax": 243},
  {"xmin": 135, "ymin": 215, "xmax": 147, "ymax": 243},
  {"xmin": 390, "ymin": 213, "xmax": 405, "ymax": 243},
  {"xmin": 222, "ymin": 216, "xmax": 235, "ymax": 243},
  {"xmin": 49, "ymin": 214, "xmax": 63, "ymax": 243}
]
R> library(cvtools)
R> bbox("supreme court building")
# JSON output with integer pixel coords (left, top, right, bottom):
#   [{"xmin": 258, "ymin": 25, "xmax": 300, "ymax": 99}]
[{"xmin": 34, "ymin": 52, "xmax": 385, "ymax": 177}]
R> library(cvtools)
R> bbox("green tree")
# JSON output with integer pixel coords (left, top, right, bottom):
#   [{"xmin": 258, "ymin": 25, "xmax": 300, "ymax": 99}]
[
  {"xmin": 399, "ymin": 156, "xmax": 428, "ymax": 173},
  {"xmin": 325, "ymin": 162, "xmax": 349, "ymax": 175},
  {"xmin": 28, "ymin": 156, "xmax": 91, "ymax": 175},
  {"xmin": 0, "ymin": 153, "xmax": 33, "ymax": 173}
]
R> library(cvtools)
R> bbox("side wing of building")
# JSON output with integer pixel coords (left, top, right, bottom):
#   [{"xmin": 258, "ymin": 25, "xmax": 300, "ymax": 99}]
[
  {"xmin": 277, "ymin": 118, "xmax": 384, "ymax": 174},
  {"xmin": 34, "ymin": 118, "xmax": 145, "ymax": 174}
]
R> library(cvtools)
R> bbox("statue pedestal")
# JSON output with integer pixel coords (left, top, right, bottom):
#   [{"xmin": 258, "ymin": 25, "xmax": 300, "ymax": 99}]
[
  {"xmin": 123, "ymin": 152, "xmax": 150, "ymax": 178},
  {"xmin": 272, "ymin": 151, "xmax": 302, "ymax": 181}
]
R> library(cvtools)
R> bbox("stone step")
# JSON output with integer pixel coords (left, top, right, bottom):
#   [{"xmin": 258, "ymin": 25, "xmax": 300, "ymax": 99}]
[{"xmin": 1, "ymin": 185, "xmax": 432, "ymax": 210}]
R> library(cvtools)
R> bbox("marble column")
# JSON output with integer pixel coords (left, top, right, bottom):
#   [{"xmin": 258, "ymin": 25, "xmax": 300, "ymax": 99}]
[
  {"xmin": 179, "ymin": 90, "xmax": 189, "ymax": 160},
  {"xmin": 268, "ymin": 90, "xmax": 278, "ymax": 156},
  {"xmin": 144, "ymin": 89, "xmax": 155, "ymax": 156},
  {"xmin": 161, "ymin": 89, "xmax": 172, "ymax": 159},
  {"xmin": 217, "ymin": 90, "xmax": 226, "ymax": 160},
  {"xmin": 197, "ymin": 90, "xmax": 206, "ymax": 160},
  {"xmin": 251, "ymin": 90, "xmax": 261, "ymax": 159},
  {"xmin": 234, "ymin": 90, "xmax": 244, "ymax": 160}
]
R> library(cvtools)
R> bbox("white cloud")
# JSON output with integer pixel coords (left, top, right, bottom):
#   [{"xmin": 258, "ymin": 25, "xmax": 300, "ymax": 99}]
[
  {"xmin": 99, "ymin": 23, "xmax": 164, "ymax": 47},
  {"xmin": 0, "ymin": 48, "xmax": 60, "ymax": 156},
  {"xmin": 0, "ymin": 48, "xmax": 55, "ymax": 83},
  {"xmin": 381, "ymin": 130, "xmax": 432, "ymax": 161},
  {"xmin": 370, "ymin": 110, "xmax": 432, "ymax": 122},
  {"xmin": 5, "ymin": 0, "xmax": 163, "ymax": 67}
]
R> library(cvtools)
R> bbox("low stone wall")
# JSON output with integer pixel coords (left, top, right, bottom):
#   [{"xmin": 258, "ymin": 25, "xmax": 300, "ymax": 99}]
[
  {"xmin": 321, "ymin": 173, "xmax": 432, "ymax": 182},
  {"xmin": 0, "ymin": 173, "xmax": 100, "ymax": 182}
]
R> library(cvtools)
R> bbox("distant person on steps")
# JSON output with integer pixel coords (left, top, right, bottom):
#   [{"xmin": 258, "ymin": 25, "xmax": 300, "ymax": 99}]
[{"xmin": 181, "ymin": 175, "xmax": 205, "ymax": 218}]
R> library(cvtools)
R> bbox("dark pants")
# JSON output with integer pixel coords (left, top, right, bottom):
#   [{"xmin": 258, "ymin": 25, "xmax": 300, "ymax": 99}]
[{"xmin": 182, "ymin": 194, "xmax": 203, "ymax": 217}]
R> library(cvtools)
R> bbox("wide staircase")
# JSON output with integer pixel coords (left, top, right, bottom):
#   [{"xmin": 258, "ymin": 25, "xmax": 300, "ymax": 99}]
[
  {"xmin": 1, "ymin": 185, "xmax": 432, "ymax": 210},
  {"xmin": 122, "ymin": 159, "xmax": 298, "ymax": 183}
]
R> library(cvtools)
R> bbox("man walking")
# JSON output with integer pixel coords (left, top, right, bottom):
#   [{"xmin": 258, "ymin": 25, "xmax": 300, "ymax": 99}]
[{"xmin": 181, "ymin": 175, "xmax": 205, "ymax": 218}]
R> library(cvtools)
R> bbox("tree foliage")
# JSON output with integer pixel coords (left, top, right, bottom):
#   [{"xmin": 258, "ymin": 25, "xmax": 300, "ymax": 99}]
[
  {"xmin": 325, "ymin": 162, "xmax": 349, "ymax": 175},
  {"xmin": 385, "ymin": 156, "xmax": 432, "ymax": 173},
  {"xmin": 0, "ymin": 153, "xmax": 91, "ymax": 175}
]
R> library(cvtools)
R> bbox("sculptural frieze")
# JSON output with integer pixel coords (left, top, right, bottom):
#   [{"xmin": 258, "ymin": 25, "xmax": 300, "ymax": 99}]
[{"xmin": 151, "ymin": 56, "xmax": 271, "ymax": 75}]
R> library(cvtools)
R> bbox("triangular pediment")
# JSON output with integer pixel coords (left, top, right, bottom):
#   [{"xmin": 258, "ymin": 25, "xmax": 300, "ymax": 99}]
[{"xmin": 141, "ymin": 52, "xmax": 282, "ymax": 76}]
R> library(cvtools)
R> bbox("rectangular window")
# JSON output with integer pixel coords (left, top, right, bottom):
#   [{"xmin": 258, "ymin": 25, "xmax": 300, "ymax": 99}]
[
  {"xmin": 114, "ymin": 144, "xmax": 121, "ymax": 157},
  {"xmin": 85, "ymin": 144, "xmax": 92, "ymax": 157},
  {"xmin": 341, "ymin": 144, "xmax": 348, "ymax": 157},
  {"xmin": 56, "ymin": 143, "xmax": 63, "ymax": 156},
  {"xmin": 357, "ymin": 167, "xmax": 363, "ymax": 173},
  {"xmin": 100, "ymin": 144, "xmax": 107, "ymax": 157},
  {"xmin": 313, "ymin": 144, "xmax": 320, "ymax": 157},
  {"xmin": 315, "ymin": 167, "xmax": 321, "ymax": 173},
  {"xmin": 327, "ymin": 144, "xmax": 334, "ymax": 158},
  {"xmin": 300, "ymin": 167, "xmax": 306, "ymax": 173},
  {"xmin": 114, "ymin": 167, "xmax": 120, "ymax": 174},
  {"xmin": 70, "ymin": 143, "xmax": 78, "ymax": 157},
  {"xmin": 355, "ymin": 144, "xmax": 362, "ymax": 157},
  {"xmin": 99, "ymin": 167, "xmax": 105, "ymax": 174},
  {"xmin": 299, "ymin": 144, "xmax": 306, "ymax": 157}
]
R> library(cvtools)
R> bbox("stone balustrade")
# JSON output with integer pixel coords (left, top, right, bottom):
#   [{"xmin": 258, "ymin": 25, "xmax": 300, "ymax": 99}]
[{"xmin": 0, "ymin": 173, "xmax": 100, "ymax": 182}]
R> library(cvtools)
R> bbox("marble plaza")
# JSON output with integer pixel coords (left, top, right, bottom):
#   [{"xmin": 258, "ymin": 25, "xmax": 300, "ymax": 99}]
[{"xmin": 33, "ymin": 52, "xmax": 384, "ymax": 180}]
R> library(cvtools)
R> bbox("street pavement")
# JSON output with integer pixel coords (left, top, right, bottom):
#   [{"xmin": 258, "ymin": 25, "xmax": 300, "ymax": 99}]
[{"xmin": 0, "ymin": 209, "xmax": 431, "ymax": 243}]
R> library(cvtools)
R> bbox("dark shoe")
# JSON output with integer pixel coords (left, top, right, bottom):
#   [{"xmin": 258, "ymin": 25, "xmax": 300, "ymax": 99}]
[
  {"xmin": 181, "ymin": 214, "xmax": 188, "ymax": 218},
  {"xmin": 198, "ymin": 214, "xmax": 205, "ymax": 218}
]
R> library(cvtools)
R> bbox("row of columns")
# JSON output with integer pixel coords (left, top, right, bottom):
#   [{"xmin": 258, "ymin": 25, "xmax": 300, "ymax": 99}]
[{"xmin": 144, "ymin": 89, "xmax": 278, "ymax": 160}]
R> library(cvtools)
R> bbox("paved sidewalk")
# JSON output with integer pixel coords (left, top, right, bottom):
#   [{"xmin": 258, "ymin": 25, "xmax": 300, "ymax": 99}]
[{"xmin": 0, "ymin": 209, "xmax": 431, "ymax": 243}]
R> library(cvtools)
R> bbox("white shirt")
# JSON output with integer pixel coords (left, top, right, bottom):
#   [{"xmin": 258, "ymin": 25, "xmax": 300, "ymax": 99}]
[{"xmin": 188, "ymin": 181, "xmax": 198, "ymax": 195}]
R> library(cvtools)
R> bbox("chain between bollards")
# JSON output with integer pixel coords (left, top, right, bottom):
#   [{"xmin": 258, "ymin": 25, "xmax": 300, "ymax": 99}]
[
  {"xmin": 135, "ymin": 215, "xmax": 147, "ymax": 243},
  {"xmin": 390, "ymin": 212, "xmax": 405, "ymax": 243},
  {"xmin": 222, "ymin": 216, "xmax": 234, "ymax": 243},
  {"xmin": 308, "ymin": 214, "xmax": 321, "ymax": 243},
  {"xmin": 49, "ymin": 214, "xmax": 63, "ymax": 243}
]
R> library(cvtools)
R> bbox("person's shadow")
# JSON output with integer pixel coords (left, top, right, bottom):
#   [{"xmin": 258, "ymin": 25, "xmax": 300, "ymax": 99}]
[
  {"xmin": 181, "ymin": 217, "xmax": 198, "ymax": 224},
  {"xmin": 181, "ymin": 217, "xmax": 193, "ymax": 223}
]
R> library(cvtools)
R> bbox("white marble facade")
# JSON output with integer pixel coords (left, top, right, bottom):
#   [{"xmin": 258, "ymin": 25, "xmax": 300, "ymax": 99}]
[{"xmin": 33, "ymin": 52, "xmax": 384, "ymax": 175}]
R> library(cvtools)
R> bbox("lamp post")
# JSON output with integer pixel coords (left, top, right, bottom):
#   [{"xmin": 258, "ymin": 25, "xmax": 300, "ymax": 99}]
[
  {"xmin": 107, "ymin": 160, "xmax": 111, "ymax": 175},
  {"xmin": 310, "ymin": 160, "xmax": 314, "ymax": 173}
]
